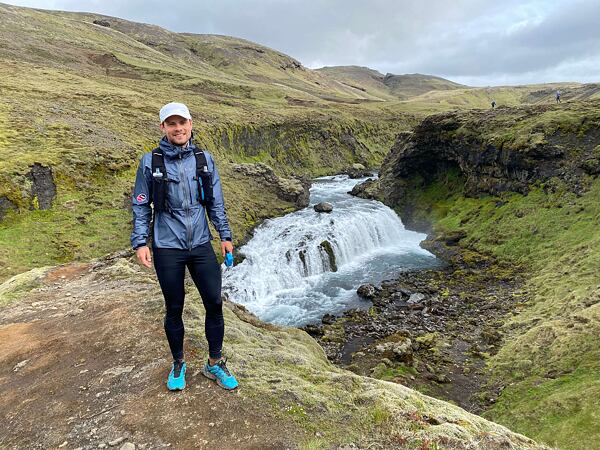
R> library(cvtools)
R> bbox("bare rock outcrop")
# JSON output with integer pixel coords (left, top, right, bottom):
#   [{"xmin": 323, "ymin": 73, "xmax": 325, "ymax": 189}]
[{"xmin": 232, "ymin": 162, "xmax": 310, "ymax": 208}]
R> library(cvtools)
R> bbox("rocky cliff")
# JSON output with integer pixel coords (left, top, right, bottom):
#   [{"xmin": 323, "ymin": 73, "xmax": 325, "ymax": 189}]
[{"xmin": 377, "ymin": 100, "xmax": 600, "ymax": 232}]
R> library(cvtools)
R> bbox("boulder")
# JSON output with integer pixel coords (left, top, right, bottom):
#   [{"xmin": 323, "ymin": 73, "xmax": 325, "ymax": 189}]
[
  {"xmin": 318, "ymin": 240, "xmax": 337, "ymax": 272},
  {"xmin": 314, "ymin": 202, "xmax": 333, "ymax": 213},
  {"xmin": 322, "ymin": 313, "xmax": 336, "ymax": 325},
  {"xmin": 406, "ymin": 293, "xmax": 427, "ymax": 310},
  {"xmin": 357, "ymin": 284, "xmax": 377, "ymax": 299},
  {"xmin": 348, "ymin": 178, "xmax": 379, "ymax": 199},
  {"xmin": 346, "ymin": 163, "xmax": 373, "ymax": 179}
]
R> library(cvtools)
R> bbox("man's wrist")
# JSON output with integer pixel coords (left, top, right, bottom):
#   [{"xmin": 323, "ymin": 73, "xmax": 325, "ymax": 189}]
[{"xmin": 221, "ymin": 237, "xmax": 232, "ymax": 242}]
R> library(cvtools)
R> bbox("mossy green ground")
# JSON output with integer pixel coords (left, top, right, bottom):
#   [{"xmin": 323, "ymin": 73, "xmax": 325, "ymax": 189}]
[{"xmin": 400, "ymin": 170, "xmax": 600, "ymax": 449}]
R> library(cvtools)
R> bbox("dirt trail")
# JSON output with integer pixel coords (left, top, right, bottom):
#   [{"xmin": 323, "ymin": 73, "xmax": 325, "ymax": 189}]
[{"xmin": 0, "ymin": 259, "xmax": 302, "ymax": 450}]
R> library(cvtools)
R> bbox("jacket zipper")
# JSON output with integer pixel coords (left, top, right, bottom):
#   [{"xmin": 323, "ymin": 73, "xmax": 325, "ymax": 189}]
[{"xmin": 177, "ymin": 154, "xmax": 194, "ymax": 250}]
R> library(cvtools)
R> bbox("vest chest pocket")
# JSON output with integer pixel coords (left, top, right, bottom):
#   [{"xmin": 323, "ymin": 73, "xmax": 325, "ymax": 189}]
[{"xmin": 166, "ymin": 178, "xmax": 184, "ymax": 209}]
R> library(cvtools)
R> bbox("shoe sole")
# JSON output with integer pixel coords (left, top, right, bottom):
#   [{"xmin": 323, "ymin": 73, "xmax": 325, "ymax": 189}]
[{"xmin": 201, "ymin": 367, "xmax": 238, "ymax": 390}]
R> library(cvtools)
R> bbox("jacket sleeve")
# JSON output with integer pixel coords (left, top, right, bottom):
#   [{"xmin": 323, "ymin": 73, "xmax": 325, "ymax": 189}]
[
  {"xmin": 206, "ymin": 154, "xmax": 233, "ymax": 241},
  {"xmin": 130, "ymin": 154, "xmax": 153, "ymax": 250}
]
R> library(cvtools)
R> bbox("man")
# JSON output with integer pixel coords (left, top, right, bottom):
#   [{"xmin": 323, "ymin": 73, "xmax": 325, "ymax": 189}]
[
  {"xmin": 556, "ymin": 90, "xmax": 561, "ymax": 103},
  {"xmin": 131, "ymin": 102, "xmax": 238, "ymax": 391}
]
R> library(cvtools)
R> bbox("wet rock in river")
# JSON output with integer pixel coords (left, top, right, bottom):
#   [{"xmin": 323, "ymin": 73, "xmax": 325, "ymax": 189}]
[
  {"xmin": 319, "ymin": 240, "xmax": 337, "ymax": 272},
  {"xmin": 357, "ymin": 283, "xmax": 377, "ymax": 299},
  {"xmin": 314, "ymin": 202, "xmax": 333, "ymax": 213}
]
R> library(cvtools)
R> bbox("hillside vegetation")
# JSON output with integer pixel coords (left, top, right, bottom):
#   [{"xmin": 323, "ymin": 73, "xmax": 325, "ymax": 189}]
[{"xmin": 2, "ymin": 4, "xmax": 599, "ymax": 282}]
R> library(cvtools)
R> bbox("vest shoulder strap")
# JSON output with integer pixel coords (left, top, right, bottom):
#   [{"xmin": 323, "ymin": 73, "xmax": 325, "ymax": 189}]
[
  {"xmin": 193, "ymin": 149, "xmax": 214, "ymax": 205},
  {"xmin": 151, "ymin": 147, "xmax": 166, "ymax": 177},
  {"xmin": 150, "ymin": 148, "xmax": 170, "ymax": 213}
]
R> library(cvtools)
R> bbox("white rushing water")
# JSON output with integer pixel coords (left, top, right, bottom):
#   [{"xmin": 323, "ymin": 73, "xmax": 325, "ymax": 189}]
[{"xmin": 222, "ymin": 174, "xmax": 440, "ymax": 326}]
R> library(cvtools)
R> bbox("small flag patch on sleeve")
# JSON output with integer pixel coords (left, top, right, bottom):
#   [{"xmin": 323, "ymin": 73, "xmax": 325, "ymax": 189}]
[{"xmin": 136, "ymin": 193, "xmax": 147, "ymax": 203}]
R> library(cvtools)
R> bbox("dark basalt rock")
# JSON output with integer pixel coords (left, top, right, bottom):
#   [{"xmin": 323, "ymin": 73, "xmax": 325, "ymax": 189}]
[
  {"xmin": 0, "ymin": 196, "xmax": 17, "ymax": 221},
  {"xmin": 373, "ymin": 105, "xmax": 600, "ymax": 232},
  {"xmin": 348, "ymin": 178, "xmax": 378, "ymax": 199},
  {"xmin": 321, "ymin": 313, "xmax": 336, "ymax": 325},
  {"xmin": 27, "ymin": 163, "xmax": 56, "ymax": 210},
  {"xmin": 357, "ymin": 283, "xmax": 377, "ymax": 299},
  {"xmin": 318, "ymin": 240, "xmax": 337, "ymax": 272},
  {"xmin": 93, "ymin": 19, "xmax": 111, "ymax": 27},
  {"xmin": 314, "ymin": 202, "xmax": 333, "ymax": 213}
]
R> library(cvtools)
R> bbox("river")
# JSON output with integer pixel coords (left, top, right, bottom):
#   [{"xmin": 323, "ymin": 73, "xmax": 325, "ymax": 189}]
[{"xmin": 222, "ymin": 174, "xmax": 440, "ymax": 326}]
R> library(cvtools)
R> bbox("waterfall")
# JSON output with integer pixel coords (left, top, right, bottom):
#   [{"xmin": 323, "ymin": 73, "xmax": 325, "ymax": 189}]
[{"xmin": 222, "ymin": 175, "xmax": 439, "ymax": 326}]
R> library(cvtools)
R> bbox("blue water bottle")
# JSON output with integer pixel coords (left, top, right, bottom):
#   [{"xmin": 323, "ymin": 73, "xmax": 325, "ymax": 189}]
[{"xmin": 224, "ymin": 251, "xmax": 234, "ymax": 268}]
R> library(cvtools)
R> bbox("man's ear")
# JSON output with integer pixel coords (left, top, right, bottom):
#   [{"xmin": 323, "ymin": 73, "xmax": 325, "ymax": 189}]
[{"xmin": 159, "ymin": 122, "xmax": 165, "ymax": 134}]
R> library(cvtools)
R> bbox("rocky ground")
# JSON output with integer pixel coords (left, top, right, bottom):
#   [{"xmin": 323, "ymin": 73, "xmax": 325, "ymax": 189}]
[
  {"xmin": 305, "ymin": 235, "xmax": 526, "ymax": 413},
  {"xmin": 0, "ymin": 254, "xmax": 303, "ymax": 450}
]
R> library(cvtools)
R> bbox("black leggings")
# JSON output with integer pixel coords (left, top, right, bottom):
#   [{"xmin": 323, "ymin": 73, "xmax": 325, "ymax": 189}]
[{"xmin": 153, "ymin": 242, "xmax": 223, "ymax": 360}]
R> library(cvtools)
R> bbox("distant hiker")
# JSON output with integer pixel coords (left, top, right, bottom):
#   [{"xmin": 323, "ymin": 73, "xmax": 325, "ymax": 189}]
[
  {"xmin": 131, "ymin": 102, "xmax": 238, "ymax": 391},
  {"xmin": 491, "ymin": 100, "xmax": 496, "ymax": 109},
  {"xmin": 556, "ymin": 90, "xmax": 561, "ymax": 103}
]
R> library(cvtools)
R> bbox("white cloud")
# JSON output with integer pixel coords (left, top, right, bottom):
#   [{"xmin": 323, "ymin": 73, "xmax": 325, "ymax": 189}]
[{"xmin": 4, "ymin": 0, "xmax": 600, "ymax": 85}]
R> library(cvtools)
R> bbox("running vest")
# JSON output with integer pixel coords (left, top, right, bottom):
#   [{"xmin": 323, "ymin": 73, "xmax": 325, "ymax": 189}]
[{"xmin": 151, "ymin": 147, "xmax": 214, "ymax": 213}]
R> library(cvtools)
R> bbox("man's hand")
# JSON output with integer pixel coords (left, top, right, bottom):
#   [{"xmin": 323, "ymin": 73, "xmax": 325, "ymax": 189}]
[
  {"xmin": 135, "ymin": 246, "xmax": 152, "ymax": 268},
  {"xmin": 221, "ymin": 240, "xmax": 234, "ymax": 257}
]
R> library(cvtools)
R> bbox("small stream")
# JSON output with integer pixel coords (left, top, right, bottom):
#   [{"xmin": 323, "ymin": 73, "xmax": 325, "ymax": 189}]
[{"xmin": 222, "ymin": 174, "xmax": 441, "ymax": 326}]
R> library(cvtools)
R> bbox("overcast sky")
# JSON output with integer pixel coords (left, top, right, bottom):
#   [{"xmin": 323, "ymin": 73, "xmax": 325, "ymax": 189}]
[{"xmin": 5, "ymin": 0, "xmax": 600, "ymax": 86}]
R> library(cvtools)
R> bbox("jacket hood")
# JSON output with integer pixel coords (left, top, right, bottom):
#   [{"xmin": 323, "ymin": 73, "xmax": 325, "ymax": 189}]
[{"xmin": 159, "ymin": 135, "xmax": 196, "ymax": 159}]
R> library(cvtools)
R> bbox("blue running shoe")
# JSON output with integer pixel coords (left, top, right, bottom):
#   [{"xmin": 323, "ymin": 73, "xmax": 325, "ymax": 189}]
[
  {"xmin": 167, "ymin": 360, "xmax": 186, "ymax": 391},
  {"xmin": 201, "ymin": 357, "xmax": 238, "ymax": 390}
]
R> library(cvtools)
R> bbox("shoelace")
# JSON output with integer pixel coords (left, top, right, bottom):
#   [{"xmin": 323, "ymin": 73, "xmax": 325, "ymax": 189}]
[
  {"xmin": 210, "ymin": 357, "xmax": 231, "ymax": 377},
  {"xmin": 173, "ymin": 360, "xmax": 184, "ymax": 378}
]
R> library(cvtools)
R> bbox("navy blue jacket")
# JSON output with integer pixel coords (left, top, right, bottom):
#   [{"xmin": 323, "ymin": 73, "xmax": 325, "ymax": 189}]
[{"xmin": 131, "ymin": 137, "xmax": 232, "ymax": 250}]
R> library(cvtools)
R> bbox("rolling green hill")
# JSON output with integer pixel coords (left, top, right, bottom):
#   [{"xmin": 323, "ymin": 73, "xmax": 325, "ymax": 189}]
[{"xmin": 317, "ymin": 66, "xmax": 465, "ymax": 100}]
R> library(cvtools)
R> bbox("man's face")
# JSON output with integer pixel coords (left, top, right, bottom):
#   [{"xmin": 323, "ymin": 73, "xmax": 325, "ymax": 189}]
[{"xmin": 160, "ymin": 115, "xmax": 193, "ymax": 146}]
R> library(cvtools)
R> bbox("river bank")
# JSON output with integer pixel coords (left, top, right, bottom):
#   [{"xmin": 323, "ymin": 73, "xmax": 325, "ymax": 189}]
[{"xmin": 304, "ymin": 231, "xmax": 525, "ymax": 413}]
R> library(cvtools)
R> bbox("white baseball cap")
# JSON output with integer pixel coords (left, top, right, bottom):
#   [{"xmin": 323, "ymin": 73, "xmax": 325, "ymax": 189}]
[{"xmin": 159, "ymin": 102, "xmax": 192, "ymax": 123}]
